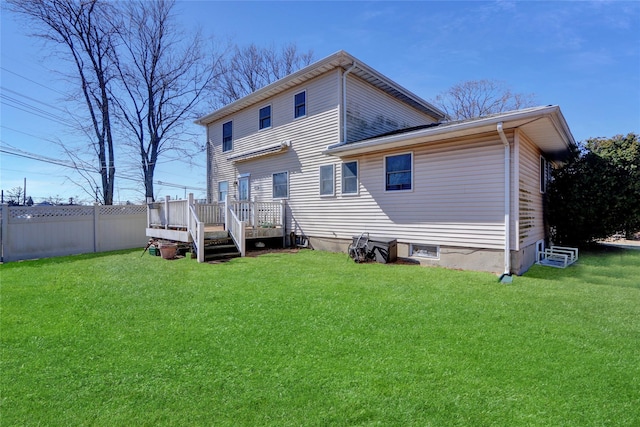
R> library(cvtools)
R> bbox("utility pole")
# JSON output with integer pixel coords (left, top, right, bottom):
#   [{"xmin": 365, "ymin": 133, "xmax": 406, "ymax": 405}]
[{"xmin": 23, "ymin": 178, "xmax": 27, "ymax": 206}]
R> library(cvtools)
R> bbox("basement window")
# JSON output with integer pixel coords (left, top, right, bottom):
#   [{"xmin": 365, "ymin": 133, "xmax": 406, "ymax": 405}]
[{"xmin": 410, "ymin": 244, "xmax": 440, "ymax": 259}]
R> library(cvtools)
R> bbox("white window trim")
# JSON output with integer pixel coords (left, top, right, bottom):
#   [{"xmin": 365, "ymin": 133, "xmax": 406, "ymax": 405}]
[
  {"xmin": 222, "ymin": 120, "xmax": 233, "ymax": 153},
  {"xmin": 218, "ymin": 181, "xmax": 229, "ymax": 202},
  {"xmin": 410, "ymin": 243, "xmax": 440, "ymax": 260},
  {"xmin": 319, "ymin": 164, "xmax": 335, "ymax": 197},
  {"xmin": 384, "ymin": 152, "xmax": 414, "ymax": 193},
  {"xmin": 341, "ymin": 160, "xmax": 359, "ymax": 196},
  {"xmin": 259, "ymin": 104, "xmax": 272, "ymax": 131},
  {"xmin": 272, "ymin": 171, "xmax": 289, "ymax": 200},
  {"xmin": 294, "ymin": 89, "xmax": 307, "ymax": 120}
]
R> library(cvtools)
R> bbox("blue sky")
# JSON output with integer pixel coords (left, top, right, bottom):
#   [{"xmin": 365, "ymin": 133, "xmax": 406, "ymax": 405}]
[{"xmin": 1, "ymin": 1, "xmax": 639, "ymax": 204}]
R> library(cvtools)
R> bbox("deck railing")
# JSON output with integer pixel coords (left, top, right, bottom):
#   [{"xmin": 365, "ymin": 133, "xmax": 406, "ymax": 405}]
[
  {"xmin": 225, "ymin": 197, "xmax": 246, "ymax": 257},
  {"xmin": 148, "ymin": 196, "xmax": 189, "ymax": 229},
  {"xmin": 147, "ymin": 194, "xmax": 284, "ymax": 261},
  {"xmin": 148, "ymin": 196, "xmax": 283, "ymax": 231}
]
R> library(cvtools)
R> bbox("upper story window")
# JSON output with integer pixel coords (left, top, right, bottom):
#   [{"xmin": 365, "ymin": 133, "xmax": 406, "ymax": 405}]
[
  {"xmin": 273, "ymin": 171, "xmax": 289, "ymax": 199},
  {"xmin": 218, "ymin": 181, "xmax": 228, "ymax": 202},
  {"xmin": 259, "ymin": 105, "xmax": 271, "ymax": 130},
  {"xmin": 294, "ymin": 91, "xmax": 306, "ymax": 119},
  {"xmin": 342, "ymin": 161, "xmax": 358, "ymax": 195},
  {"xmin": 319, "ymin": 164, "xmax": 335, "ymax": 196},
  {"xmin": 385, "ymin": 153, "xmax": 413, "ymax": 191},
  {"xmin": 222, "ymin": 121, "xmax": 233, "ymax": 152}
]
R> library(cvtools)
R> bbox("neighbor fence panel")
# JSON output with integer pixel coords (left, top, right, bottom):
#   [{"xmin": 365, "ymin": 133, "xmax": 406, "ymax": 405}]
[{"xmin": 0, "ymin": 204, "xmax": 147, "ymax": 263}]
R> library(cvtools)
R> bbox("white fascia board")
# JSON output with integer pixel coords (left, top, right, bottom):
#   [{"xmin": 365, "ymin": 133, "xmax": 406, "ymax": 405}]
[
  {"xmin": 195, "ymin": 50, "xmax": 446, "ymax": 126},
  {"xmin": 195, "ymin": 51, "xmax": 353, "ymax": 126}
]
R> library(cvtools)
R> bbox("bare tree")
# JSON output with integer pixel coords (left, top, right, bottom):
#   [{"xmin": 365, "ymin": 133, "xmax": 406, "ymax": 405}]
[
  {"xmin": 433, "ymin": 79, "xmax": 535, "ymax": 121},
  {"xmin": 112, "ymin": 0, "xmax": 224, "ymax": 201},
  {"xmin": 5, "ymin": 187, "xmax": 24, "ymax": 205},
  {"xmin": 216, "ymin": 43, "xmax": 314, "ymax": 105},
  {"xmin": 8, "ymin": 0, "xmax": 118, "ymax": 204}
]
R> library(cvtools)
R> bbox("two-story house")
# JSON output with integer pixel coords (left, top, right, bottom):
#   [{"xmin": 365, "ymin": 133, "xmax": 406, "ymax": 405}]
[{"xmin": 189, "ymin": 50, "xmax": 575, "ymax": 274}]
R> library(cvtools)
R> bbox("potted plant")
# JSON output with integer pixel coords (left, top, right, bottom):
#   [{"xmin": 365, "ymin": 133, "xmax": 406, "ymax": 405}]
[{"xmin": 158, "ymin": 242, "xmax": 178, "ymax": 259}]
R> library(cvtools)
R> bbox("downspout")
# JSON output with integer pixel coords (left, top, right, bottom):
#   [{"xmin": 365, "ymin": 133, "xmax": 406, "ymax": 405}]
[
  {"xmin": 497, "ymin": 122, "xmax": 512, "ymax": 282},
  {"xmin": 342, "ymin": 62, "xmax": 357, "ymax": 143}
]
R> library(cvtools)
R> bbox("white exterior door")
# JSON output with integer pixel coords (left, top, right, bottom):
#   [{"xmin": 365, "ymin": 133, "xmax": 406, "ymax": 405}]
[{"xmin": 237, "ymin": 175, "xmax": 250, "ymax": 221}]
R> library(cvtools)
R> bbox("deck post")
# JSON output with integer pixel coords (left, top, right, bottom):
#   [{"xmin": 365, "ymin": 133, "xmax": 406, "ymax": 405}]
[
  {"xmin": 224, "ymin": 193, "xmax": 229, "ymax": 232},
  {"xmin": 187, "ymin": 193, "xmax": 194, "ymax": 218},
  {"xmin": 164, "ymin": 195, "xmax": 170, "ymax": 229},
  {"xmin": 251, "ymin": 196, "xmax": 257, "ymax": 229},
  {"xmin": 239, "ymin": 220, "xmax": 246, "ymax": 257},
  {"xmin": 280, "ymin": 199, "xmax": 286, "ymax": 248}
]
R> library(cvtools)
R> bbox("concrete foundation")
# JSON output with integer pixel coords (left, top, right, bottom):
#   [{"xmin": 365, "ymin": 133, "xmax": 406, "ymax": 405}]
[
  {"xmin": 511, "ymin": 242, "xmax": 539, "ymax": 275},
  {"xmin": 308, "ymin": 236, "xmax": 507, "ymax": 274}
]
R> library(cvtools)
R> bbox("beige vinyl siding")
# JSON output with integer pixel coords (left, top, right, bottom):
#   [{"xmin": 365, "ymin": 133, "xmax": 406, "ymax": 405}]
[
  {"xmin": 292, "ymin": 134, "xmax": 507, "ymax": 250},
  {"xmin": 345, "ymin": 74, "xmax": 438, "ymax": 143},
  {"xmin": 518, "ymin": 131, "xmax": 546, "ymax": 247},
  {"xmin": 206, "ymin": 68, "xmax": 509, "ymax": 251},
  {"xmin": 207, "ymin": 70, "xmax": 341, "ymax": 206}
]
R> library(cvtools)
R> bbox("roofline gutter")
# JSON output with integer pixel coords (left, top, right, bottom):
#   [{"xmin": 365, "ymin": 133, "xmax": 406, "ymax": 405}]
[
  {"xmin": 497, "ymin": 122, "xmax": 512, "ymax": 281},
  {"xmin": 323, "ymin": 105, "xmax": 564, "ymax": 157}
]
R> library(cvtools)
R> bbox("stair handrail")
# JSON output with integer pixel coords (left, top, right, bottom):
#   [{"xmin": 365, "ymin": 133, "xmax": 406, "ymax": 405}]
[
  {"xmin": 225, "ymin": 195, "xmax": 246, "ymax": 257},
  {"xmin": 187, "ymin": 194, "xmax": 205, "ymax": 262}
]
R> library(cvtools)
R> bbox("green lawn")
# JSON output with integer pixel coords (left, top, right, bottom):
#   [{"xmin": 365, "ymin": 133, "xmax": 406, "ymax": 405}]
[{"xmin": 1, "ymin": 248, "xmax": 639, "ymax": 426}]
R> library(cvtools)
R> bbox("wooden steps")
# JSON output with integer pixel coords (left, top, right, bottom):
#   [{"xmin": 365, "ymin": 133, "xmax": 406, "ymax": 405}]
[{"xmin": 203, "ymin": 234, "xmax": 240, "ymax": 262}]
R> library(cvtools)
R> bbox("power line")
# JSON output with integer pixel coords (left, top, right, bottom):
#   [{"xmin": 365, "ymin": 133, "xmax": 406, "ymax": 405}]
[
  {"xmin": 0, "ymin": 144, "xmax": 206, "ymax": 191},
  {"xmin": 0, "ymin": 86, "xmax": 71, "ymax": 116},
  {"xmin": 0, "ymin": 66, "xmax": 69, "ymax": 96},
  {"xmin": 0, "ymin": 93, "xmax": 79, "ymax": 128}
]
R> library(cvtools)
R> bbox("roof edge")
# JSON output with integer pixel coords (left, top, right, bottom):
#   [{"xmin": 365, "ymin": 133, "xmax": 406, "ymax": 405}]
[
  {"xmin": 324, "ymin": 105, "xmax": 574, "ymax": 156},
  {"xmin": 195, "ymin": 50, "xmax": 446, "ymax": 125}
]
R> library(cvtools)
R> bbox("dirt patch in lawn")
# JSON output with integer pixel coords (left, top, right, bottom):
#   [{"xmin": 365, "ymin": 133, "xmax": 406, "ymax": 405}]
[{"xmin": 245, "ymin": 248, "xmax": 302, "ymax": 257}]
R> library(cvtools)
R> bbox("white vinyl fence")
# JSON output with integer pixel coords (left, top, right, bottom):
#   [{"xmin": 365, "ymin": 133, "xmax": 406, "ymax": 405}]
[{"xmin": 0, "ymin": 204, "xmax": 147, "ymax": 263}]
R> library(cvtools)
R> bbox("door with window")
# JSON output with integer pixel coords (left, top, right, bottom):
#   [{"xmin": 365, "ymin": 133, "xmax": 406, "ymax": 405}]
[{"xmin": 237, "ymin": 175, "xmax": 250, "ymax": 221}]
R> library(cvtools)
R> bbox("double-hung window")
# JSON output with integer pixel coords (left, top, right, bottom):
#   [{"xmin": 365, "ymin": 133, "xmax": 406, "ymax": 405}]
[
  {"xmin": 222, "ymin": 121, "xmax": 233, "ymax": 152},
  {"xmin": 259, "ymin": 105, "xmax": 271, "ymax": 130},
  {"xmin": 342, "ymin": 161, "xmax": 358, "ymax": 194},
  {"xmin": 218, "ymin": 181, "xmax": 228, "ymax": 202},
  {"xmin": 273, "ymin": 171, "xmax": 288, "ymax": 199},
  {"xmin": 294, "ymin": 91, "xmax": 306, "ymax": 119},
  {"xmin": 385, "ymin": 153, "xmax": 413, "ymax": 191},
  {"xmin": 319, "ymin": 164, "xmax": 334, "ymax": 196}
]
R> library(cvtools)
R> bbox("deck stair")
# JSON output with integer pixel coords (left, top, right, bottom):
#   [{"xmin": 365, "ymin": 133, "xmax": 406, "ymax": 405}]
[{"xmin": 202, "ymin": 232, "xmax": 240, "ymax": 262}]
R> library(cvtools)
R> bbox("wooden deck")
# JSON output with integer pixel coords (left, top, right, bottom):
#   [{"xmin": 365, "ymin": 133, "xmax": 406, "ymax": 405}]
[{"xmin": 145, "ymin": 195, "xmax": 285, "ymax": 262}]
